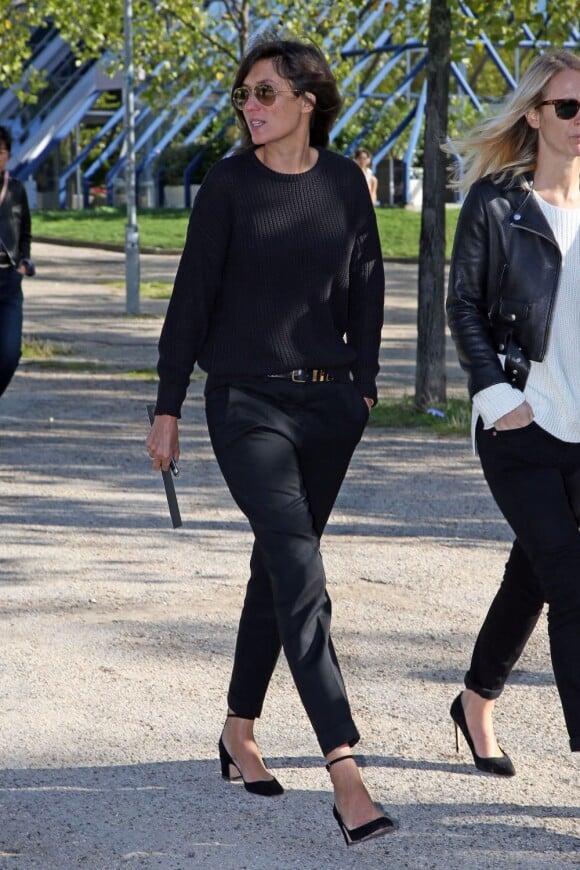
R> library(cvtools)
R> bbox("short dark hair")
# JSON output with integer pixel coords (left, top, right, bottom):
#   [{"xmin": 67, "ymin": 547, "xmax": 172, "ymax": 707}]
[
  {"xmin": 232, "ymin": 37, "xmax": 342, "ymax": 149},
  {"xmin": 0, "ymin": 125, "xmax": 12, "ymax": 153}
]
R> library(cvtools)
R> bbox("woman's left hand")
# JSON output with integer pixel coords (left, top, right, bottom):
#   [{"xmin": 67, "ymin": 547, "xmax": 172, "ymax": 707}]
[{"xmin": 363, "ymin": 397, "xmax": 373, "ymax": 410}]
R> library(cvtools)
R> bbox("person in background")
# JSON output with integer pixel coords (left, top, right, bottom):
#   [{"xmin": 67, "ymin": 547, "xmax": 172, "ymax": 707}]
[
  {"xmin": 146, "ymin": 37, "xmax": 394, "ymax": 845},
  {"xmin": 446, "ymin": 49, "xmax": 580, "ymax": 774},
  {"xmin": 0, "ymin": 124, "xmax": 35, "ymax": 398},
  {"xmin": 353, "ymin": 147, "xmax": 379, "ymax": 204}
]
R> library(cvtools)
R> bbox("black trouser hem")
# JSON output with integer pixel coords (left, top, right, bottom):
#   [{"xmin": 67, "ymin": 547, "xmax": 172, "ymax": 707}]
[
  {"xmin": 319, "ymin": 723, "xmax": 361, "ymax": 758},
  {"xmin": 226, "ymin": 690, "xmax": 263, "ymax": 721},
  {"xmin": 464, "ymin": 673, "xmax": 503, "ymax": 701}
]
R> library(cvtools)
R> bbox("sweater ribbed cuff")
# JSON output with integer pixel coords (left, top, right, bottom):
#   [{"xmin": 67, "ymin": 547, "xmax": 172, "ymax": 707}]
[{"xmin": 473, "ymin": 382, "xmax": 526, "ymax": 429}]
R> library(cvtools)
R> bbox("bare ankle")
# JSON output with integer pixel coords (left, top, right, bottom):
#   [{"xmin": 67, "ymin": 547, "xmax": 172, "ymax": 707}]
[{"xmin": 463, "ymin": 690, "xmax": 495, "ymax": 716}]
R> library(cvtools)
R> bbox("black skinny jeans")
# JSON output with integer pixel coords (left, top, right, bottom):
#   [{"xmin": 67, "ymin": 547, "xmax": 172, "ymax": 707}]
[
  {"xmin": 469, "ymin": 420, "xmax": 580, "ymax": 752},
  {"xmin": 0, "ymin": 268, "xmax": 23, "ymax": 397},
  {"xmin": 205, "ymin": 376, "xmax": 369, "ymax": 756}
]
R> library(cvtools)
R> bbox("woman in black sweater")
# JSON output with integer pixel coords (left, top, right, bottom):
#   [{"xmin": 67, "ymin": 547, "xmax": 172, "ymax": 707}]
[{"xmin": 147, "ymin": 37, "xmax": 392, "ymax": 845}]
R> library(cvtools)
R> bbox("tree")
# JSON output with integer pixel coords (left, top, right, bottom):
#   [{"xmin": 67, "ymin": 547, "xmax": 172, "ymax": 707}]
[{"xmin": 415, "ymin": 0, "xmax": 450, "ymax": 408}]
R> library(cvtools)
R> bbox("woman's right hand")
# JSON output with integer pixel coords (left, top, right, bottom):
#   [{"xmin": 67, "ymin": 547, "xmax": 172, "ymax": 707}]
[
  {"xmin": 146, "ymin": 414, "xmax": 180, "ymax": 472},
  {"xmin": 493, "ymin": 401, "xmax": 534, "ymax": 431}
]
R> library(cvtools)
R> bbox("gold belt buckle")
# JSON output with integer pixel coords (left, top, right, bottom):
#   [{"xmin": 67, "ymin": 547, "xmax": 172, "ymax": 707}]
[{"xmin": 289, "ymin": 368, "xmax": 333, "ymax": 383}]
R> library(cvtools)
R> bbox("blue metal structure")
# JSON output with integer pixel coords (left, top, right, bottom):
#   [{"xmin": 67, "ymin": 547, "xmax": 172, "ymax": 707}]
[{"xmin": 0, "ymin": 6, "xmax": 578, "ymax": 209}]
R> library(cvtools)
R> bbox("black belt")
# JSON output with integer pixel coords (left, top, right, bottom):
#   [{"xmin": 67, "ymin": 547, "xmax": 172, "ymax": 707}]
[{"xmin": 267, "ymin": 368, "xmax": 335, "ymax": 383}]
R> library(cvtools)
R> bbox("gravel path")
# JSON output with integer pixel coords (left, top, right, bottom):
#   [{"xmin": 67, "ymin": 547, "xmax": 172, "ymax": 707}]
[{"xmin": 0, "ymin": 243, "xmax": 577, "ymax": 869}]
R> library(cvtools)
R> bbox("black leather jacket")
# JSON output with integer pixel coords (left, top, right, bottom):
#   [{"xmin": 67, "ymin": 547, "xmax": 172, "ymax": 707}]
[
  {"xmin": 446, "ymin": 173, "xmax": 561, "ymax": 397},
  {"xmin": 0, "ymin": 174, "xmax": 32, "ymax": 266}
]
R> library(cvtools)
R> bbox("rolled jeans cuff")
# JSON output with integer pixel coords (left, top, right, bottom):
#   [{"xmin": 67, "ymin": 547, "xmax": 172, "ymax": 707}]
[{"xmin": 465, "ymin": 671, "xmax": 504, "ymax": 701}]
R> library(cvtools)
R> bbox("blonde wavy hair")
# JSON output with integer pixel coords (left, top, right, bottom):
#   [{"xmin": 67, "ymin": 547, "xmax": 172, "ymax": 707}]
[{"xmin": 447, "ymin": 49, "xmax": 580, "ymax": 193}]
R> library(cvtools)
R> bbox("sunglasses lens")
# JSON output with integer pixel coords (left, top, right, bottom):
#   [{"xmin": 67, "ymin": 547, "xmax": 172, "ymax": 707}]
[
  {"xmin": 554, "ymin": 99, "xmax": 580, "ymax": 120},
  {"xmin": 232, "ymin": 84, "xmax": 277, "ymax": 109},
  {"xmin": 254, "ymin": 84, "xmax": 277, "ymax": 106},
  {"xmin": 232, "ymin": 87, "xmax": 249, "ymax": 109}
]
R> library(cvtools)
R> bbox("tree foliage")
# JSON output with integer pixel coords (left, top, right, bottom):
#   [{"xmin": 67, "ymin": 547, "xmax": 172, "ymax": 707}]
[
  {"xmin": 0, "ymin": 1, "xmax": 371, "ymax": 101},
  {"xmin": 2, "ymin": 1, "xmax": 577, "ymax": 141},
  {"xmin": 4, "ymin": 2, "xmax": 576, "ymax": 153}
]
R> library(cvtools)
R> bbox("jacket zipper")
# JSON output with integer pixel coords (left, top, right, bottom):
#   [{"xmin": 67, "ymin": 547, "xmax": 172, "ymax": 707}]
[{"xmin": 509, "ymin": 219, "xmax": 561, "ymax": 360}]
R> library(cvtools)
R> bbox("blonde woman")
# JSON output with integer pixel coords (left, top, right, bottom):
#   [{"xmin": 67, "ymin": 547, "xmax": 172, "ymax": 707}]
[{"xmin": 446, "ymin": 49, "xmax": 580, "ymax": 773}]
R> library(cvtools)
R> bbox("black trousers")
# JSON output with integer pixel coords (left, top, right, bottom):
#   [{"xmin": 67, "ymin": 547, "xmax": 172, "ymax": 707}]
[
  {"xmin": 469, "ymin": 421, "xmax": 580, "ymax": 752},
  {"xmin": 0, "ymin": 268, "xmax": 23, "ymax": 398},
  {"xmin": 205, "ymin": 376, "xmax": 369, "ymax": 755}
]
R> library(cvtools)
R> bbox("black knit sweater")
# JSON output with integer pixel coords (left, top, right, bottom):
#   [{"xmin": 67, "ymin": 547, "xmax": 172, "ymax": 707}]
[{"xmin": 156, "ymin": 147, "xmax": 385, "ymax": 416}]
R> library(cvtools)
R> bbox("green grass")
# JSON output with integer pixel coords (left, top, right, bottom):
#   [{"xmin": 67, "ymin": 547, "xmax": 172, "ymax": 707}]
[
  {"xmin": 21, "ymin": 335, "xmax": 72, "ymax": 358},
  {"xmin": 34, "ymin": 205, "xmax": 460, "ymax": 259},
  {"xmin": 26, "ymin": 359, "xmax": 105, "ymax": 371},
  {"xmin": 108, "ymin": 280, "xmax": 172, "ymax": 298},
  {"xmin": 34, "ymin": 207, "xmax": 188, "ymax": 250},
  {"xmin": 21, "ymin": 336, "xmax": 105, "ymax": 370},
  {"xmin": 125, "ymin": 368, "xmax": 158, "ymax": 380},
  {"xmin": 370, "ymin": 396, "xmax": 471, "ymax": 435},
  {"xmin": 375, "ymin": 206, "xmax": 460, "ymax": 259}
]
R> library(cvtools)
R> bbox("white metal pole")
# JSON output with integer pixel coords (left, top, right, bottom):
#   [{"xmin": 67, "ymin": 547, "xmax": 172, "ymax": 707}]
[{"xmin": 124, "ymin": 0, "xmax": 140, "ymax": 314}]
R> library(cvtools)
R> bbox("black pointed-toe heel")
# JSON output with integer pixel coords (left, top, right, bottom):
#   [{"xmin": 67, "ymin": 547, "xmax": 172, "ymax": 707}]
[
  {"xmin": 326, "ymin": 755, "xmax": 395, "ymax": 845},
  {"xmin": 450, "ymin": 693, "xmax": 516, "ymax": 777},
  {"xmin": 219, "ymin": 713, "xmax": 284, "ymax": 797}
]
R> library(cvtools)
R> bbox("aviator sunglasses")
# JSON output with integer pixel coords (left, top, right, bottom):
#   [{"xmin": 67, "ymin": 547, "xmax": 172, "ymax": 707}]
[
  {"xmin": 232, "ymin": 83, "xmax": 301, "ymax": 110},
  {"xmin": 538, "ymin": 98, "xmax": 580, "ymax": 120}
]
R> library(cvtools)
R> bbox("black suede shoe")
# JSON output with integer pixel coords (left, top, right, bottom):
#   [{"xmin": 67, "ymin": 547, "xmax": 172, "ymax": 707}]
[
  {"xmin": 218, "ymin": 714, "xmax": 284, "ymax": 797},
  {"xmin": 450, "ymin": 693, "xmax": 516, "ymax": 777},
  {"xmin": 327, "ymin": 755, "xmax": 396, "ymax": 845}
]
